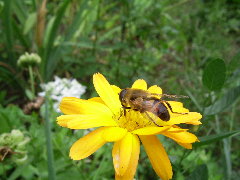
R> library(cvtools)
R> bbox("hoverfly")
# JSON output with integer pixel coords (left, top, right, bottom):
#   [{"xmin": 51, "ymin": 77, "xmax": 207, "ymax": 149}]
[{"xmin": 119, "ymin": 88, "xmax": 188, "ymax": 126}]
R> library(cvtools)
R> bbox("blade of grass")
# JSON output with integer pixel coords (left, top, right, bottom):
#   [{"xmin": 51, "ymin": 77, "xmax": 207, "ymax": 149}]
[
  {"xmin": 44, "ymin": 0, "xmax": 97, "ymax": 80},
  {"xmin": 0, "ymin": 67, "xmax": 25, "ymax": 92},
  {"xmin": 44, "ymin": 0, "xmax": 71, "ymax": 54},
  {"xmin": 12, "ymin": 19, "xmax": 30, "ymax": 48},
  {"xmin": 193, "ymin": 130, "xmax": 240, "ymax": 147},
  {"xmin": 2, "ymin": 0, "xmax": 14, "ymax": 64},
  {"xmin": 224, "ymin": 99, "xmax": 238, "ymax": 180},
  {"xmin": 41, "ymin": 0, "xmax": 71, "ymax": 81},
  {"xmin": 31, "ymin": 0, "xmax": 37, "ymax": 10},
  {"xmin": 184, "ymin": 88, "xmax": 202, "ymax": 111},
  {"xmin": 12, "ymin": 0, "xmax": 28, "ymax": 24},
  {"xmin": 62, "ymin": 41, "xmax": 122, "ymax": 51},
  {"xmin": 65, "ymin": 0, "xmax": 89, "ymax": 40},
  {"xmin": 204, "ymin": 86, "xmax": 240, "ymax": 115},
  {"xmin": 44, "ymin": 95, "xmax": 56, "ymax": 180},
  {"xmin": 223, "ymin": 139, "xmax": 231, "ymax": 180},
  {"xmin": 8, "ymin": 163, "xmax": 28, "ymax": 180}
]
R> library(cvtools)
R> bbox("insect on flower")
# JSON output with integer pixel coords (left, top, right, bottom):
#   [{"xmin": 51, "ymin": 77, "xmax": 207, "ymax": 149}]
[
  {"xmin": 119, "ymin": 88, "xmax": 189, "ymax": 126},
  {"xmin": 57, "ymin": 73, "xmax": 203, "ymax": 180}
]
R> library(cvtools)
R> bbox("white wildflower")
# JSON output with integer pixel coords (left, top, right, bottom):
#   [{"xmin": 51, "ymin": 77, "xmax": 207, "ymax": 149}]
[{"xmin": 39, "ymin": 76, "xmax": 86, "ymax": 112}]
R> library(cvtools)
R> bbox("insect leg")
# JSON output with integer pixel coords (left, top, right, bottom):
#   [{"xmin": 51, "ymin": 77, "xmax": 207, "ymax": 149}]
[
  {"xmin": 163, "ymin": 101, "xmax": 188, "ymax": 115},
  {"xmin": 144, "ymin": 112, "xmax": 161, "ymax": 127},
  {"xmin": 122, "ymin": 106, "xmax": 131, "ymax": 116}
]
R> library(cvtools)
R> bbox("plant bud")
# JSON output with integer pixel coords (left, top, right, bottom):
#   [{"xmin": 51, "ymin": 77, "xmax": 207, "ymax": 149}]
[{"xmin": 17, "ymin": 52, "xmax": 41, "ymax": 68}]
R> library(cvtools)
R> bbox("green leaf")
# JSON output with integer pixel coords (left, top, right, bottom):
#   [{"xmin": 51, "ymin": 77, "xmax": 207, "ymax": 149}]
[
  {"xmin": 227, "ymin": 52, "xmax": 240, "ymax": 76},
  {"xmin": 0, "ymin": 67, "xmax": 25, "ymax": 93},
  {"xmin": 2, "ymin": 0, "xmax": 14, "ymax": 62},
  {"xmin": 0, "ymin": 105, "xmax": 35, "ymax": 133},
  {"xmin": 0, "ymin": 114, "xmax": 11, "ymax": 133},
  {"xmin": 186, "ymin": 164, "xmax": 208, "ymax": 180},
  {"xmin": 41, "ymin": 0, "xmax": 71, "ymax": 81},
  {"xmin": 204, "ymin": 85, "xmax": 240, "ymax": 115},
  {"xmin": 64, "ymin": 0, "xmax": 89, "ymax": 40},
  {"xmin": 25, "ymin": 89, "xmax": 35, "ymax": 100},
  {"xmin": 202, "ymin": 58, "xmax": 226, "ymax": 91},
  {"xmin": 12, "ymin": 0, "xmax": 28, "ymax": 25},
  {"xmin": 193, "ymin": 130, "xmax": 240, "ymax": 147},
  {"xmin": 12, "ymin": 19, "xmax": 30, "ymax": 48},
  {"xmin": 23, "ymin": 12, "xmax": 37, "ymax": 34},
  {"xmin": 8, "ymin": 164, "xmax": 28, "ymax": 180},
  {"xmin": 0, "ymin": 1, "xmax": 4, "ymax": 13},
  {"xmin": 44, "ymin": 0, "xmax": 71, "ymax": 54}
]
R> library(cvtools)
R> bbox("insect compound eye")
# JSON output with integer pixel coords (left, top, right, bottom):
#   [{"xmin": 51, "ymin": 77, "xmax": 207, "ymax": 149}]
[{"xmin": 119, "ymin": 89, "xmax": 127, "ymax": 102}]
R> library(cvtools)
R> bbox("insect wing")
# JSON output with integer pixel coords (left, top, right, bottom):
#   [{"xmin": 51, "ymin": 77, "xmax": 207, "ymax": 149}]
[{"xmin": 150, "ymin": 93, "xmax": 189, "ymax": 99}]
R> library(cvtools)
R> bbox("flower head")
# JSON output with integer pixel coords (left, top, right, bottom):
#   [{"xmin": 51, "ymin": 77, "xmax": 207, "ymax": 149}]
[
  {"xmin": 17, "ymin": 52, "xmax": 41, "ymax": 68},
  {"xmin": 0, "ymin": 129, "xmax": 30, "ymax": 164},
  {"xmin": 39, "ymin": 76, "xmax": 86, "ymax": 112},
  {"xmin": 57, "ymin": 73, "xmax": 202, "ymax": 180}
]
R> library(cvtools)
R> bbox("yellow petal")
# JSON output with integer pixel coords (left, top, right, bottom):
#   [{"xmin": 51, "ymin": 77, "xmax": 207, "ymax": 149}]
[
  {"xmin": 88, "ymin": 97, "xmax": 105, "ymax": 104},
  {"xmin": 161, "ymin": 131, "xmax": 199, "ymax": 143},
  {"xmin": 102, "ymin": 127, "xmax": 127, "ymax": 142},
  {"xmin": 57, "ymin": 115, "xmax": 77, "ymax": 127},
  {"xmin": 167, "ymin": 112, "xmax": 202, "ymax": 125},
  {"xmin": 131, "ymin": 79, "xmax": 147, "ymax": 90},
  {"xmin": 177, "ymin": 142, "xmax": 192, "ymax": 149},
  {"xmin": 167, "ymin": 126, "xmax": 188, "ymax": 133},
  {"xmin": 57, "ymin": 114, "xmax": 116, "ymax": 129},
  {"xmin": 111, "ymin": 85, "xmax": 121, "ymax": 94},
  {"xmin": 112, "ymin": 133, "xmax": 132, "ymax": 175},
  {"xmin": 148, "ymin": 85, "xmax": 162, "ymax": 95},
  {"xmin": 185, "ymin": 120, "xmax": 202, "ymax": 125},
  {"xmin": 167, "ymin": 101, "xmax": 189, "ymax": 115},
  {"xmin": 60, "ymin": 97, "xmax": 112, "ymax": 116},
  {"xmin": 93, "ymin": 85, "xmax": 121, "ymax": 104},
  {"xmin": 93, "ymin": 73, "xmax": 122, "ymax": 114},
  {"xmin": 114, "ymin": 134, "xmax": 140, "ymax": 180},
  {"xmin": 66, "ymin": 114, "xmax": 117, "ymax": 129},
  {"xmin": 131, "ymin": 126, "xmax": 170, "ymax": 135},
  {"xmin": 70, "ymin": 127, "xmax": 107, "ymax": 160},
  {"xmin": 167, "ymin": 101, "xmax": 184, "ymax": 108},
  {"xmin": 140, "ymin": 135, "xmax": 173, "ymax": 180}
]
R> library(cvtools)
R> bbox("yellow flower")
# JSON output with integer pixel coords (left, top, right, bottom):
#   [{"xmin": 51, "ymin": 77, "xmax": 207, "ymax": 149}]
[{"xmin": 57, "ymin": 73, "xmax": 202, "ymax": 180}]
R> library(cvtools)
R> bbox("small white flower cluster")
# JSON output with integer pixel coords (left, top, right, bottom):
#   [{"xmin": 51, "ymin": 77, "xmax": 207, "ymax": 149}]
[{"xmin": 39, "ymin": 76, "xmax": 86, "ymax": 112}]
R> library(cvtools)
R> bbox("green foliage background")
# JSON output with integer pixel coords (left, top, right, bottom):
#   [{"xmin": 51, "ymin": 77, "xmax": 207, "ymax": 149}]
[{"xmin": 0, "ymin": 0, "xmax": 240, "ymax": 179}]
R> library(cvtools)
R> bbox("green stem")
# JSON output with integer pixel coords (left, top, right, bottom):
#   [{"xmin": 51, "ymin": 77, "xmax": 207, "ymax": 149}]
[
  {"xmin": 31, "ymin": 0, "xmax": 36, "ymax": 10},
  {"xmin": 116, "ymin": 1, "xmax": 127, "ymax": 85},
  {"xmin": 178, "ymin": 149, "xmax": 192, "ymax": 169},
  {"xmin": 28, "ymin": 65, "xmax": 35, "ymax": 98},
  {"xmin": 215, "ymin": 114, "xmax": 220, "ymax": 132},
  {"xmin": 184, "ymin": 88, "xmax": 202, "ymax": 111},
  {"xmin": 163, "ymin": 0, "xmax": 191, "ymax": 12},
  {"xmin": 1, "ymin": 164, "xmax": 7, "ymax": 179},
  {"xmin": 215, "ymin": 112, "xmax": 231, "ymax": 179},
  {"xmin": 36, "ymin": 68, "xmax": 44, "ymax": 84},
  {"xmin": 92, "ymin": 0, "xmax": 101, "ymax": 56},
  {"xmin": 44, "ymin": 95, "xmax": 56, "ymax": 180},
  {"xmin": 225, "ymin": 100, "xmax": 238, "ymax": 180}
]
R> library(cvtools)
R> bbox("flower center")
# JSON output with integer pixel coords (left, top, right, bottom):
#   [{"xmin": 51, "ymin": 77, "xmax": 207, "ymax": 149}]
[{"xmin": 114, "ymin": 109, "xmax": 155, "ymax": 132}]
